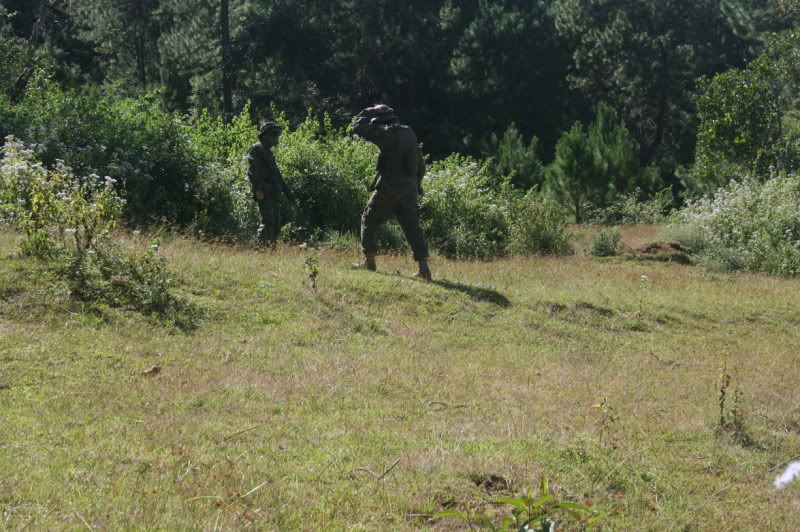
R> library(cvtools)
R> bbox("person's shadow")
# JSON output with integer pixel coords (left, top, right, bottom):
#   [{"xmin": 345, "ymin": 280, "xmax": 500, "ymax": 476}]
[{"xmin": 432, "ymin": 279, "xmax": 511, "ymax": 307}]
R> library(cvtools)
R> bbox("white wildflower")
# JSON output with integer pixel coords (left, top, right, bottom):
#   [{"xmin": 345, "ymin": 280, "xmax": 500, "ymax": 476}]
[
  {"xmin": 774, "ymin": 461, "xmax": 800, "ymax": 489},
  {"xmin": 65, "ymin": 228, "xmax": 77, "ymax": 234},
  {"xmin": 151, "ymin": 244, "xmax": 159, "ymax": 250}
]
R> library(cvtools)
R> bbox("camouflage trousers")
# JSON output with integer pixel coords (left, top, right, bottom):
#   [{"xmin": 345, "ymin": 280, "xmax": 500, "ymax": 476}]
[
  {"xmin": 361, "ymin": 185, "xmax": 429, "ymax": 261},
  {"xmin": 256, "ymin": 195, "xmax": 281, "ymax": 244}
]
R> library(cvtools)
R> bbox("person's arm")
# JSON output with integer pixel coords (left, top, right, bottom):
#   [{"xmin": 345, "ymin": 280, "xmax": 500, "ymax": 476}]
[
  {"xmin": 351, "ymin": 109, "xmax": 394, "ymax": 149},
  {"xmin": 276, "ymin": 172, "xmax": 295, "ymax": 202}
]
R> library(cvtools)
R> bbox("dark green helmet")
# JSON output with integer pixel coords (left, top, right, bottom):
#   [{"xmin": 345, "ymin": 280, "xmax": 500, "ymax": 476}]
[{"xmin": 259, "ymin": 122, "xmax": 282, "ymax": 136}]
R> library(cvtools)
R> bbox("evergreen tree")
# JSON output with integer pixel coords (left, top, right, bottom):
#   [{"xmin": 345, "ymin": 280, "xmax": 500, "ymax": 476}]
[
  {"xmin": 71, "ymin": 0, "xmax": 160, "ymax": 87},
  {"xmin": 481, "ymin": 123, "xmax": 545, "ymax": 190},
  {"xmin": 550, "ymin": 0, "xmax": 783, "ymax": 179},
  {"xmin": 446, "ymin": 0, "xmax": 572, "ymax": 156},
  {"xmin": 546, "ymin": 103, "xmax": 652, "ymax": 221},
  {"xmin": 545, "ymin": 121, "xmax": 601, "ymax": 223}
]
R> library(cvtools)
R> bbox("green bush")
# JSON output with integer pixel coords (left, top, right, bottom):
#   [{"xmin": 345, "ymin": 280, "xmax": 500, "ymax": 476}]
[
  {"xmin": 691, "ymin": 30, "xmax": 800, "ymax": 191},
  {"xmin": 186, "ymin": 107, "xmax": 261, "ymax": 239},
  {"xmin": 589, "ymin": 227, "xmax": 622, "ymax": 257},
  {"xmin": 507, "ymin": 195, "xmax": 574, "ymax": 256},
  {"xmin": 8, "ymin": 82, "xmax": 200, "ymax": 226},
  {"xmin": 587, "ymin": 187, "xmax": 674, "ymax": 225},
  {"xmin": 0, "ymin": 137, "xmax": 198, "ymax": 329},
  {"xmin": 275, "ymin": 112, "xmax": 375, "ymax": 238},
  {"xmin": 666, "ymin": 174, "xmax": 800, "ymax": 275},
  {"xmin": 421, "ymin": 154, "xmax": 512, "ymax": 259}
]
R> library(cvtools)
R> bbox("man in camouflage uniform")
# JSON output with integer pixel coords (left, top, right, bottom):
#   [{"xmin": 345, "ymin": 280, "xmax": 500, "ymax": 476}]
[
  {"xmin": 246, "ymin": 122, "xmax": 295, "ymax": 246},
  {"xmin": 351, "ymin": 105, "xmax": 431, "ymax": 281}
]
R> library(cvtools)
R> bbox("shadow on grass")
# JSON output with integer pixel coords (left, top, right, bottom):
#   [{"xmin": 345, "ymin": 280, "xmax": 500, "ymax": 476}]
[{"xmin": 433, "ymin": 279, "xmax": 511, "ymax": 307}]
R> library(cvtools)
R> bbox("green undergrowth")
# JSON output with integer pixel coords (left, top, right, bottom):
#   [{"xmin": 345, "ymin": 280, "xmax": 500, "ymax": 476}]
[{"xmin": 2, "ymin": 229, "xmax": 800, "ymax": 530}]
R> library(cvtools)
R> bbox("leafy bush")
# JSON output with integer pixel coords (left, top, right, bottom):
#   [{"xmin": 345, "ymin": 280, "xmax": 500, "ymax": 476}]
[
  {"xmin": 186, "ymin": 107, "xmax": 260, "ymax": 239},
  {"xmin": 589, "ymin": 227, "xmax": 622, "ymax": 257},
  {"xmin": 0, "ymin": 137, "xmax": 198, "ymax": 329},
  {"xmin": 7, "ymin": 82, "xmax": 200, "ymax": 226},
  {"xmin": 666, "ymin": 174, "xmax": 800, "ymax": 275},
  {"xmin": 507, "ymin": 195, "xmax": 574, "ymax": 256},
  {"xmin": 421, "ymin": 154, "xmax": 512, "ymax": 259},
  {"xmin": 275, "ymin": 112, "xmax": 375, "ymax": 238},
  {"xmin": 691, "ymin": 30, "xmax": 800, "ymax": 192},
  {"xmin": 586, "ymin": 187, "xmax": 674, "ymax": 225}
]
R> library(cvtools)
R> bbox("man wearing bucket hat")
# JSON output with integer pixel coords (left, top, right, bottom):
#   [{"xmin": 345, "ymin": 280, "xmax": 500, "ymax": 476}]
[
  {"xmin": 350, "ymin": 104, "xmax": 431, "ymax": 281},
  {"xmin": 246, "ymin": 121, "xmax": 295, "ymax": 247}
]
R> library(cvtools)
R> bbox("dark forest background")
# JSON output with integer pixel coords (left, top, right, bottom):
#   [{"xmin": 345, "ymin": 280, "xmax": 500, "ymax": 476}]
[{"xmin": 3, "ymin": 0, "xmax": 797, "ymax": 189}]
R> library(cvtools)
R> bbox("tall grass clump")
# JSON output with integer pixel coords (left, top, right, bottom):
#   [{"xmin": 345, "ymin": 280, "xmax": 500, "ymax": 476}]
[
  {"xmin": 666, "ymin": 174, "xmax": 800, "ymax": 275},
  {"xmin": 0, "ymin": 137, "xmax": 199, "ymax": 329}
]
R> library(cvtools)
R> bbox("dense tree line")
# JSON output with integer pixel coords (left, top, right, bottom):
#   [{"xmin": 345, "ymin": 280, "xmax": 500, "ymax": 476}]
[{"xmin": 1, "ymin": 0, "xmax": 797, "ymax": 194}]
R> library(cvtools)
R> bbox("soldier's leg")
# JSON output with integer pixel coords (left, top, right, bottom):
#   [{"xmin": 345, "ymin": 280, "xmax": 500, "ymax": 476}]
[
  {"xmin": 393, "ymin": 195, "xmax": 429, "ymax": 262},
  {"xmin": 394, "ymin": 193, "xmax": 431, "ymax": 280},
  {"xmin": 360, "ymin": 191, "xmax": 394, "ymax": 257},
  {"xmin": 256, "ymin": 197, "xmax": 278, "ymax": 245}
]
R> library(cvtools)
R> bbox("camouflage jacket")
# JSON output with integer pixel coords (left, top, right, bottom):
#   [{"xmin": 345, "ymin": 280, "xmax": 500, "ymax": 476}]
[
  {"xmin": 351, "ymin": 117, "xmax": 425, "ymax": 192},
  {"xmin": 245, "ymin": 143, "xmax": 292, "ymax": 199}
]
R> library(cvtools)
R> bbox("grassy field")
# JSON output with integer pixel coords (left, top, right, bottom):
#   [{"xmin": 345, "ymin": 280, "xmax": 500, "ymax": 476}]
[{"xmin": 1, "ymin": 226, "xmax": 799, "ymax": 530}]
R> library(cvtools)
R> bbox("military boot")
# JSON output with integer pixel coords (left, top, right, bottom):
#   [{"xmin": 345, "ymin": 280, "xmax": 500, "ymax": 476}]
[
  {"xmin": 413, "ymin": 258, "xmax": 432, "ymax": 282},
  {"xmin": 352, "ymin": 252, "xmax": 377, "ymax": 271}
]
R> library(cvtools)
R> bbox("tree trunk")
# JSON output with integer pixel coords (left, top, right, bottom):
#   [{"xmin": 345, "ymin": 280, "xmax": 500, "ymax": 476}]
[
  {"xmin": 221, "ymin": 0, "xmax": 233, "ymax": 122},
  {"xmin": 9, "ymin": 0, "xmax": 49, "ymax": 102}
]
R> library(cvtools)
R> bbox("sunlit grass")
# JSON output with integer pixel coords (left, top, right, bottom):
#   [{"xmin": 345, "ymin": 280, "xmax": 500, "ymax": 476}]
[{"xmin": 1, "ymin": 228, "xmax": 799, "ymax": 530}]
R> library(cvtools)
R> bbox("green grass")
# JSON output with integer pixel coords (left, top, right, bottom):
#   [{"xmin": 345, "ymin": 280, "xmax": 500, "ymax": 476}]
[{"xmin": 1, "ymin": 227, "xmax": 800, "ymax": 530}]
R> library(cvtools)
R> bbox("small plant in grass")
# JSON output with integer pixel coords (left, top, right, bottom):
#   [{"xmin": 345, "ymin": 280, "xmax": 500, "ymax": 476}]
[
  {"xmin": 304, "ymin": 253, "xmax": 320, "ymax": 291},
  {"xmin": 592, "ymin": 397, "xmax": 620, "ymax": 448},
  {"xmin": 716, "ymin": 366, "xmax": 754, "ymax": 447},
  {"xmin": 434, "ymin": 477, "xmax": 606, "ymax": 531},
  {"xmin": 589, "ymin": 228, "xmax": 622, "ymax": 257}
]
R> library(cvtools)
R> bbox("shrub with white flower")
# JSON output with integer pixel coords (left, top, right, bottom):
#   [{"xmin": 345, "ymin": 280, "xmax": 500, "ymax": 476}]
[
  {"xmin": 421, "ymin": 154, "xmax": 513, "ymax": 259},
  {"xmin": 666, "ymin": 174, "xmax": 800, "ymax": 275},
  {"xmin": 0, "ymin": 136, "xmax": 198, "ymax": 330},
  {"xmin": 1, "ymin": 135, "xmax": 124, "ymax": 258}
]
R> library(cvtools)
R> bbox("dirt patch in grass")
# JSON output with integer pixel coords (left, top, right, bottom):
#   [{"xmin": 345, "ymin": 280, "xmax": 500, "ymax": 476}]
[{"xmin": 629, "ymin": 242, "xmax": 691, "ymax": 264}]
